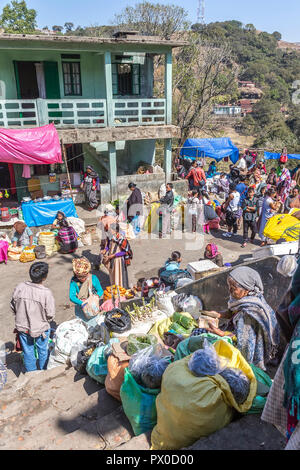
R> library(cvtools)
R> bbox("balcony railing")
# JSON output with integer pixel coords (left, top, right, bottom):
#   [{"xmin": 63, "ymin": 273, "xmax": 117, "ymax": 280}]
[{"xmin": 0, "ymin": 98, "xmax": 166, "ymax": 128}]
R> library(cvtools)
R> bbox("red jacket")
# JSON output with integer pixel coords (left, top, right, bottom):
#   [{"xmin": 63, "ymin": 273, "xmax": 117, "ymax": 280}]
[{"xmin": 186, "ymin": 167, "xmax": 206, "ymax": 186}]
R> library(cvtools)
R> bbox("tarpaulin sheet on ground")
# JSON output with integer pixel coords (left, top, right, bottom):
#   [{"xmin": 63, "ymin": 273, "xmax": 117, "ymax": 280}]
[
  {"xmin": 0, "ymin": 124, "xmax": 62, "ymax": 164},
  {"xmin": 264, "ymin": 152, "xmax": 300, "ymax": 161},
  {"xmin": 180, "ymin": 138, "xmax": 239, "ymax": 164},
  {"xmin": 22, "ymin": 199, "xmax": 77, "ymax": 227}
]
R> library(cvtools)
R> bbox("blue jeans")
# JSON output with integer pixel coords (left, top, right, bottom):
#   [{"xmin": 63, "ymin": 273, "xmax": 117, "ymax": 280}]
[{"xmin": 19, "ymin": 330, "xmax": 50, "ymax": 372}]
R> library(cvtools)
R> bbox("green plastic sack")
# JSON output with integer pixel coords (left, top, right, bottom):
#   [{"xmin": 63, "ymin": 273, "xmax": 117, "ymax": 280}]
[
  {"xmin": 120, "ymin": 368, "xmax": 160, "ymax": 436},
  {"xmin": 86, "ymin": 339, "xmax": 119, "ymax": 384},
  {"xmin": 127, "ymin": 334, "xmax": 158, "ymax": 356},
  {"xmin": 174, "ymin": 334, "xmax": 233, "ymax": 362},
  {"xmin": 246, "ymin": 364, "xmax": 273, "ymax": 414}
]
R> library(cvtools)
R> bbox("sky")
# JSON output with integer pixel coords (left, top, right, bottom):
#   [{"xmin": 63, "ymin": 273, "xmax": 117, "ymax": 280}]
[{"xmin": 0, "ymin": 0, "xmax": 299, "ymax": 43}]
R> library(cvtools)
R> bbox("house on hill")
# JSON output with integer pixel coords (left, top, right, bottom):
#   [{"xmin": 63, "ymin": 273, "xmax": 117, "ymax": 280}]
[{"xmin": 0, "ymin": 31, "xmax": 185, "ymax": 202}]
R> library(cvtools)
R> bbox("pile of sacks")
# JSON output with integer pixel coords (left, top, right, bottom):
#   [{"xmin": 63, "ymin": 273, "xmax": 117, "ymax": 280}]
[{"xmin": 49, "ymin": 291, "xmax": 273, "ymax": 449}]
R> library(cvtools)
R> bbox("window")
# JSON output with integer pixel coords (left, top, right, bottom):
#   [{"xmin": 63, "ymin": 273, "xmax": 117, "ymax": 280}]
[
  {"xmin": 112, "ymin": 63, "xmax": 140, "ymax": 96},
  {"xmin": 62, "ymin": 62, "xmax": 82, "ymax": 96}
]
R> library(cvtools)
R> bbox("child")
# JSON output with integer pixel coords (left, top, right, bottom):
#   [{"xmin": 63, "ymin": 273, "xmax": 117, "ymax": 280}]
[
  {"xmin": 203, "ymin": 243, "xmax": 223, "ymax": 267},
  {"xmin": 10, "ymin": 262, "xmax": 55, "ymax": 372},
  {"xmin": 164, "ymin": 251, "xmax": 182, "ymax": 271}
]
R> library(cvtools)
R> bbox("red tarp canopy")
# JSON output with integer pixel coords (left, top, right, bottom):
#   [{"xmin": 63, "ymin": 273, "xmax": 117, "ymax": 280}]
[{"xmin": 0, "ymin": 124, "xmax": 62, "ymax": 164}]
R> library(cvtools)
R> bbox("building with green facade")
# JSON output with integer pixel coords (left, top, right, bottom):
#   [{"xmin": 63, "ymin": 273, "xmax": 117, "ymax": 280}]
[{"xmin": 0, "ymin": 31, "xmax": 185, "ymax": 202}]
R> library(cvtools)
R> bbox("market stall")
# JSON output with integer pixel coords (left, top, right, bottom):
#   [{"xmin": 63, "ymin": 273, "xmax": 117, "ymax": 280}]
[
  {"xmin": 22, "ymin": 198, "xmax": 78, "ymax": 227},
  {"xmin": 180, "ymin": 137, "xmax": 239, "ymax": 164}
]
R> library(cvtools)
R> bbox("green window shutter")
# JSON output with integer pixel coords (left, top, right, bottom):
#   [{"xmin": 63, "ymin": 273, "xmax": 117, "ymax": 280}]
[
  {"xmin": 44, "ymin": 62, "xmax": 61, "ymax": 99},
  {"xmin": 13, "ymin": 61, "xmax": 21, "ymax": 99},
  {"xmin": 112, "ymin": 63, "xmax": 118, "ymax": 95},
  {"xmin": 132, "ymin": 64, "xmax": 140, "ymax": 95}
]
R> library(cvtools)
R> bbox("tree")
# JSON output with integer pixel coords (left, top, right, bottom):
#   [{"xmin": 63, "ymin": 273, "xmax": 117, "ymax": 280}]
[
  {"xmin": 172, "ymin": 33, "xmax": 239, "ymax": 147},
  {"xmin": 52, "ymin": 25, "xmax": 63, "ymax": 33},
  {"xmin": 272, "ymin": 31, "xmax": 282, "ymax": 41},
  {"xmin": 245, "ymin": 24, "xmax": 255, "ymax": 32},
  {"xmin": 64, "ymin": 22, "xmax": 74, "ymax": 33},
  {"xmin": 113, "ymin": 1, "xmax": 189, "ymax": 39},
  {"xmin": 0, "ymin": 0, "xmax": 37, "ymax": 34}
]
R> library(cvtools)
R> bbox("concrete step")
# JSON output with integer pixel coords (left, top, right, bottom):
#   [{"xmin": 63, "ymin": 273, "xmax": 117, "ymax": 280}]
[
  {"xmin": 0, "ymin": 367, "xmax": 122, "ymax": 450},
  {"xmin": 186, "ymin": 414, "xmax": 285, "ymax": 450},
  {"xmin": 44, "ymin": 406, "xmax": 134, "ymax": 450},
  {"xmin": 116, "ymin": 432, "xmax": 151, "ymax": 450}
]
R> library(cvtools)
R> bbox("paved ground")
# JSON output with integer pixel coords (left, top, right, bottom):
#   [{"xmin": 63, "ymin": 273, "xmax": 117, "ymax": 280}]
[
  {"xmin": 1, "ymin": 223, "xmax": 257, "ymax": 364},
  {"xmin": 0, "ymin": 211, "xmax": 286, "ymax": 451}
]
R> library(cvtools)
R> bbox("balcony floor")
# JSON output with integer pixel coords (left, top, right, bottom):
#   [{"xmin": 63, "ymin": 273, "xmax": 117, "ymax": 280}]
[{"xmin": 57, "ymin": 124, "xmax": 180, "ymax": 144}]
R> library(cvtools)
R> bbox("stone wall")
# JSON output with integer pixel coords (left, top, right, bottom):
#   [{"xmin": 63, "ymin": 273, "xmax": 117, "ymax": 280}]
[{"xmin": 99, "ymin": 174, "xmax": 188, "ymax": 203}]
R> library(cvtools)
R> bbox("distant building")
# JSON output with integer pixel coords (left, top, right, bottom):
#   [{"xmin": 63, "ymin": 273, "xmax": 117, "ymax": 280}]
[
  {"xmin": 213, "ymin": 105, "xmax": 242, "ymax": 116},
  {"xmin": 238, "ymin": 81, "xmax": 256, "ymax": 88},
  {"xmin": 238, "ymin": 99, "xmax": 253, "ymax": 115}
]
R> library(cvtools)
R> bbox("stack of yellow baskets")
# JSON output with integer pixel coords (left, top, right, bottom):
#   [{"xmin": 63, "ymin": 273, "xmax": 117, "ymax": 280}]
[{"xmin": 38, "ymin": 232, "xmax": 55, "ymax": 256}]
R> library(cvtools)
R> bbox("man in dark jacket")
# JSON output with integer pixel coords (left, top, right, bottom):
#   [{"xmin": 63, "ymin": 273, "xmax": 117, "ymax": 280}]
[
  {"xmin": 159, "ymin": 183, "xmax": 174, "ymax": 238},
  {"xmin": 241, "ymin": 187, "xmax": 257, "ymax": 248},
  {"xmin": 126, "ymin": 183, "xmax": 143, "ymax": 223}
]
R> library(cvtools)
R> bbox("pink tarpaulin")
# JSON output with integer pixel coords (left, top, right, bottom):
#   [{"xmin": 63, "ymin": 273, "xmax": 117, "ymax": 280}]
[{"xmin": 0, "ymin": 124, "xmax": 62, "ymax": 164}]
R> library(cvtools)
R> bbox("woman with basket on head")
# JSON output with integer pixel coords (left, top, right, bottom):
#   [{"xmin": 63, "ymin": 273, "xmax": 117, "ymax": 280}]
[{"xmin": 69, "ymin": 257, "xmax": 104, "ymax": 327}]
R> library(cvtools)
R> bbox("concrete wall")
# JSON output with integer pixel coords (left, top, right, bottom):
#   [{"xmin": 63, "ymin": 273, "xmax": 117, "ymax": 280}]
[{"xmin": 176, "ymin": 256, "xmax": 290, "ymax": 312}]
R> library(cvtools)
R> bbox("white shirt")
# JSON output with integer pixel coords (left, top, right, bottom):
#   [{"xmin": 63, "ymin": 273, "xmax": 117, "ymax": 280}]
[
  {"xmin": 228, "ymin": 191, "xmax": 240, "ymax": 211},
  {"xmin": 236, "ymin": 158, "xmax": 247, "ymax": 170}
]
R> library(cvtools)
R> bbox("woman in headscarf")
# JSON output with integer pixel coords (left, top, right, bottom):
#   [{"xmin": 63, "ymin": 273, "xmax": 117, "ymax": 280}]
[
  {"xmin": 53, "ymin": 211, "xmax": 78, "ymax": 254},
  {"xmin": 207, "ymin": 266, "xmax": 280, "ymax": 370},
  {"xmin": 203, "ymin": 243, "xmax": 223, "ymax": 267},
  {"xmin": 101, "ymin": 223, "xmax": 133, "ymax": 289},
  {"xmin": 80, "ymin": 165, "xmax": 99, "ymax": 211},
  {"xmin": 12, "ymin": 222, "xmax": 36, "ymax": 248},
  {"xmin": 69, "ymin": 257, "xmax": 104, "ymax": 327},
  {"xmin": 262, "ymin": 259, "xmax": 300, "ymax": 449}
]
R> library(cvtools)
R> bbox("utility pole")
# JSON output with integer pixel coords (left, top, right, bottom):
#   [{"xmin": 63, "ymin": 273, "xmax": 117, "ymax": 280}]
[{"xmin": 197, "ymin": 0, "xmax": 205, "ymax": 25}]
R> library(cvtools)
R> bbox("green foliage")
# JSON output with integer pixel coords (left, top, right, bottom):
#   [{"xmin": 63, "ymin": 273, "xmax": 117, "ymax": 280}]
[
  {"xmin": 113, "ymin": 1, "xmax": 189, "ymax": 39},
  {"xmin": 0, "ymin": 0, "xmax": 37, "ymax": 34}
]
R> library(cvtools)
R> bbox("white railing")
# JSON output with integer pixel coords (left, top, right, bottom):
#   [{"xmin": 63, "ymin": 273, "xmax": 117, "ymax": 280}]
[
  {"xmin": 113, "ymin": 99, "xmax": 166, "ymax": 126},
  {"xmin": 0, "ymin": 98, "xmax": 166, "ymax": 128},
  {"xmin": 0, "ymin": 100, "xmax": 38, "ymax": 127},
  {"xmin": 45, "ymin": 99, "xmax": 107, "ymax": 127}
]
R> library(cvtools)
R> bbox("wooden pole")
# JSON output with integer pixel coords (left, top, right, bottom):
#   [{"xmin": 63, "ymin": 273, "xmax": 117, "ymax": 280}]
[{"xmin": 61, "ymin": 140, "xmax": 73, "ymax": 200}]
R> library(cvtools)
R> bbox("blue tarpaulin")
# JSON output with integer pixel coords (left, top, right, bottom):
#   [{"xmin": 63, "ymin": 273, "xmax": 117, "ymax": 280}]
[
  {"xmin": 180, "ymin": 138, "xmax": 239, "ymax": 164},
  {"xmin": 22, "ymin": 198, "xmax": 78, "ymax": 227},
  {"xmin": 264, "ymin": 152, "xmax": 300, "ymax": 160}
]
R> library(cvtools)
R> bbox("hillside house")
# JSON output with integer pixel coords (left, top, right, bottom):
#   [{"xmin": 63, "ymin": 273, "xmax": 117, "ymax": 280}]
[
  {"xmin": 0, "ymin": 32, "xmax": 185, "ymax": 202},
  {"xmin": 213, "ymin": 105, "xmax": 242, "ymax": 116}
]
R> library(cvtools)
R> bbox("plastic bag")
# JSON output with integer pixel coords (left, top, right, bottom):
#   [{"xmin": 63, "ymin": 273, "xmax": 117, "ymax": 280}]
[
  {"xmin": 141, "ymin": 356, "xmax": 170, "ymax": 389},
  {"xmin": 219, "ymin": 368, "xmax": 251, "ymax": 405},
  {"xmin": 86, "ymin": 339, "xmax": 119, "ymax": 384},
  {"xmin": 172, "ymin": 311, "xmax": 194, "ymax": 330},
  {"xmin": 176, "ymin": 278, "xmax": 193, "ymax": 288},
  {"xmin": 188, "ymin": 340, "xmax": 225, "ymax": 377},
  {"xmin": 129, "ymin": 344, "xmax": 171, "ymax": 386},
  {"xmin": 172, "ymin": 294, "xmax": 203, "ymax": 318},
  {"xmin": 127, "ymin": 334, "xmax": 158, "ymax": 356},
  {"xmin": 155, "ymin": 290, "xmax": 177, "ymax": 317},
  {"xmin": 104, "ymin": 309, "xmax": 131, "ymax": 333}
]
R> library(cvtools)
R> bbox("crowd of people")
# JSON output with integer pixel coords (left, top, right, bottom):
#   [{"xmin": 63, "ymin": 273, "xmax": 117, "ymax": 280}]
[
  {"xmin": 175, "ymin": 148, "xmax": 300, "ymax": 248},
  {"xmin": 3, "ymin": 152, "xmax": 300, "ymax": 449}
]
